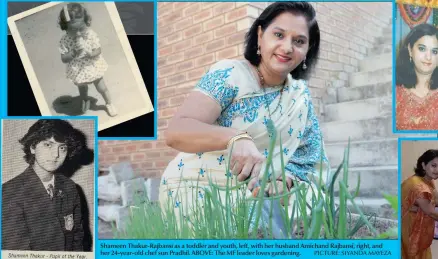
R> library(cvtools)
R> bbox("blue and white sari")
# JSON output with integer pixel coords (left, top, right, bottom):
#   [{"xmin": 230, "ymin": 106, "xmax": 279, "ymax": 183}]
[{"xmin": 159, "ymin": 59, "xmax": 330, "ymax": 218}]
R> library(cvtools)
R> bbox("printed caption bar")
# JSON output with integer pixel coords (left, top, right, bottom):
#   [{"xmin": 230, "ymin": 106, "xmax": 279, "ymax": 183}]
[
  {"xmin": 3, "ymin": 251, "xmax": 94, "ymax": 259},
  {"xmin": 97, "ymin": 240, "xmax": 397, "ymax": 258}
]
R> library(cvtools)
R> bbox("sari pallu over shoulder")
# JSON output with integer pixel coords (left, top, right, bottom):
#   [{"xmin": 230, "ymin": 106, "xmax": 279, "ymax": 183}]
[
  {"xmin": 401, "ymin": 175, "xmax": 435, "ymax": 259},
  {"xmin": 161, "ymin": 59, "xmax": 330, "ymax": 189}
]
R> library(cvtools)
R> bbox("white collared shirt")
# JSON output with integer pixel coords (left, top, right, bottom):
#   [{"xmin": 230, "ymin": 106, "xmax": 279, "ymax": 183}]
[{"xmin": 42, "ymin": 175, "xmax": 55, "ymax": 194}]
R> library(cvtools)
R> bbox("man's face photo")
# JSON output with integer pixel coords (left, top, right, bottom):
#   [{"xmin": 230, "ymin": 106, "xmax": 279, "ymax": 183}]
[
  {"xmin": 31, "ymin": 137, "xmax": 68, "ymax": 173},
  {"xmin": 1, "ymin": 119, "xmax": 95, "ymax": 252}
]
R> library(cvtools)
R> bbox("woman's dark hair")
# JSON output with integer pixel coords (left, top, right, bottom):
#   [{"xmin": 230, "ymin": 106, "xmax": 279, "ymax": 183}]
[
  {"xmin": 19, "ymin": 119, "xmax": 84, "ymax": 165},
  {"xmin": 414, "ymin": 149, "xmax": 438, "ymax": 177},
  {"xmin": 244, "ymin": 2, "xmax": 320, "ymax": 80},
  {"xmin": 58, "ymin": 3, "xmax": 92, "ymax": 31},
  {"xmin": 396, "ymin": 23, "xmax": 438, "ymax": 89}
]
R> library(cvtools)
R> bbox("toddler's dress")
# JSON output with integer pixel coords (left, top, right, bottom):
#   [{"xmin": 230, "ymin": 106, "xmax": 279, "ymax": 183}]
[{"xmin": 59, "ymin": 28, "xmax": 108, "ymax": 85}]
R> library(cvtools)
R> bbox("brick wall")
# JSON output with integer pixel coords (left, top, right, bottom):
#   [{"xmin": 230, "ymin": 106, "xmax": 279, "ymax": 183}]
[{"xmin": 99, "ymin": 2, "xmax": 393, "ymax": 178}]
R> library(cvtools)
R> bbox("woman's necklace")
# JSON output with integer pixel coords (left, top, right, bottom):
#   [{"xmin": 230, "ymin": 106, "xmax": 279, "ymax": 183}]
[
  {"xmin": 256, "ymin": 66, "xmax": 285, "ymax": 117},
  {"xmin": 409, "ymin": 80, "xmax": 432, "ymax": 99}
]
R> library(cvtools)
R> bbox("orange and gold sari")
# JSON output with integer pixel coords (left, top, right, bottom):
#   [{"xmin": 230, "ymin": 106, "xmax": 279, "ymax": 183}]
[
  {"xmin": 401, "ymin": 175, "xmax": 436, "ymax": 259},
  {"xmin": 396, "ymin": 85, "xmax": 438, "ymax": 130}
]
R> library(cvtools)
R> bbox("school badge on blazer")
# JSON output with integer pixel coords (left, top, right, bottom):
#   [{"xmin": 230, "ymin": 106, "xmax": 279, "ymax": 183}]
[{"xmin": 64, "ymin": 214, "xmax": 74, "ymax": 231}]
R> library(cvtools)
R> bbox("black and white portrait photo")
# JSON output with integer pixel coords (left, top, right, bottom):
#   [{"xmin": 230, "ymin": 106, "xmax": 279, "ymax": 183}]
[
  {"xmin": 1, "ymin": 119, "xmax": 95, "ymax": 253},
  {"xmin": 7, "ymin": 2, "xmax": 154, "ymax": 131}
]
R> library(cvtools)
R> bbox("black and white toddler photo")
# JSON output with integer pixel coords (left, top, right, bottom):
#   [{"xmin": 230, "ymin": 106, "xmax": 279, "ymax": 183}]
[{"xmin": 7, "ymin": 2, "xmax": 154, "ymax": 131}]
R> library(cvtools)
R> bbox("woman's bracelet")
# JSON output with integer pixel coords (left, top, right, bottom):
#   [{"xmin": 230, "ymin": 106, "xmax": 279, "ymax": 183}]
[{"xmin": 227, "ymin": 133, "xmax": 253, "ymax": 150}]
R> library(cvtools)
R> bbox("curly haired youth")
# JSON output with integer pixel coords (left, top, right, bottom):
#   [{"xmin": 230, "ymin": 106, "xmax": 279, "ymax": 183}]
[{"xmin": 19, "ymin": 119, "xmax": 85, "ymax": 165}]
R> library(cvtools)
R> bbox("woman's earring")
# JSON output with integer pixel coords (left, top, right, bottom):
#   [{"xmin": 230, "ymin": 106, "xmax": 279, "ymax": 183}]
[
  {"xmin": 257, "ymin": 46, "xmax": 261, "ymax": 56},
  {"xmin": 302, "ymin": 59, "xmax": 307, "ymax": 70}
]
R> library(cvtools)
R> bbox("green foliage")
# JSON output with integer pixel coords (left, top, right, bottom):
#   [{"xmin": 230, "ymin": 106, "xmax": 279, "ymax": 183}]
[
  {"xmin": 375, "ymin": 194, "xmax": 398, "ymax": 239},
  {"xmin": 113, "ymin": 123, "xmax": 397, "ymax": 239}
]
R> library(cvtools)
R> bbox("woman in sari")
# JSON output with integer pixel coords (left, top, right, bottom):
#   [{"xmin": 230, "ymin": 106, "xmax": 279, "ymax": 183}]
[
  {"xmin": 402, "ymin": 149, "xmax": 438, "ymax": 259},
  {"xmin": 159, "ymin": 2, "xmax": 329, "ymax": 222},
  {"xmin": 396, "ymin": 23, "xmax": 438, "ymax": 130}
]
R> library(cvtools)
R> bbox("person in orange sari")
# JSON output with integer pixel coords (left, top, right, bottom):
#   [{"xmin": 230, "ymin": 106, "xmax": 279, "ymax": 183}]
[
  {"xmin": 402, "ymin": 149, "xmax": 438, "ymax": 259},
  {"xmin": 396, "ymin": 23, "xmax": 438, "ymax": 131}
]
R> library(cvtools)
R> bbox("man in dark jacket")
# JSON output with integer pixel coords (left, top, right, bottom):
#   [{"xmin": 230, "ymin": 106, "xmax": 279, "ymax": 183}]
[{"xmin": 2, "ymin": 119, "xmax": 84, "ymax": 251}]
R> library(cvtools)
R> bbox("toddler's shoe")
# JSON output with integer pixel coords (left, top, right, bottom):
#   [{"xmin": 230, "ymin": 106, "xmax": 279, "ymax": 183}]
[{"xmin": 106, "ymin": 104, "xmax": 118, "ymax": 117}]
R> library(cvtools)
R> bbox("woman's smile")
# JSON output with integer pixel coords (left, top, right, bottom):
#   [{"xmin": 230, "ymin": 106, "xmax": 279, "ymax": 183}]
[
  {"xmin": 409, "ymin": 35, "xmax": 438, "ymax": 75},
  {"xmin": 257, "ymin": 12, "xmax": 309, "ymax": 78},
  {"xmin": 274, "ymin": 54, "xmax": 292, "ymax": 63}
]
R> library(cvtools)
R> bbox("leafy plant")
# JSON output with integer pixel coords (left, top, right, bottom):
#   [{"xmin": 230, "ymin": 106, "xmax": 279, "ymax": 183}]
[
  {"xmin": 375, "ymin": 194, "xmax": 398, "ymax": 239},
  {"xmin": 113, "ymin": 122, "xmax": 394, "ymax": 239}
]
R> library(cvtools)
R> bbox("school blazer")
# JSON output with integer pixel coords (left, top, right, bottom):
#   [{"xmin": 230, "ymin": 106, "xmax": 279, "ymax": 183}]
[{"xmin": 2, "ymin": 167, "xmax": 84, "ymax": 251}]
